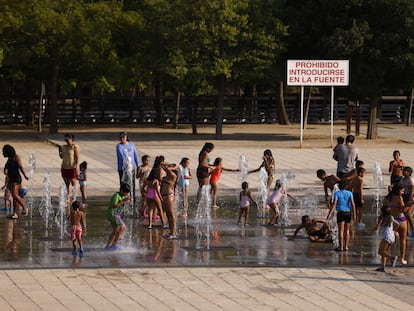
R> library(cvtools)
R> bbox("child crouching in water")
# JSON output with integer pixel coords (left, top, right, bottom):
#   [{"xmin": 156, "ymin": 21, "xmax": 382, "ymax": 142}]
[
  {"xmin": 70, "ymin": 201, "xmax": 86, "ymax": 256},
  {"xmin": 238, "ymin": 182, "xmax": 257, "ymax": 225},
  {"xmin": 374, "ymin": 205, "xmax": 399, "ymax": 271}
]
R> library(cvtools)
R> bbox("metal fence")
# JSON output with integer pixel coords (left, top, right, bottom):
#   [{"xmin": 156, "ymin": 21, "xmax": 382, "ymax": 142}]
[{"xmin": 0, "ymin": 95, "xmax": 410, "ymax": 125}]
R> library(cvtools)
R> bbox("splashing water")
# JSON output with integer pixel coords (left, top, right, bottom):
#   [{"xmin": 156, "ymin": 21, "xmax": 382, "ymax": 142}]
[
  {"xmin": 373, "ymin": 161, "xmax": 384, "ymax": 217},
  {"xmin": 38, "ymin": 174, "xmax": 52, "ymax": 229},
  {"xmin": 301, "ymin": 192, "xmax": 321, "ymax": 219},
  {"xmin": 28, "ymin": 154, "xmax": 36, "ymax": 218},
  {"xmin": 256, "ymin": 167, "xmax": 268, "ymax": 218},
  {"xmin": 239, "ymin": 155, "xmax": 248, "ymax": 183},
  {"xmin": 55, "ymin": 184, "xmax": 68, "ymax": 240},
  {"xmin": 195, "ymin": 185, "xmax": 212, "ymax": 250},
  {"xmin": 327, "ymin": 183, "xmax": 339, "ymax": 248},
  {"xmin": 121, "ymin": 149, "xmax": 135, "ymax": 217},
  {"xmin": 279, "ymin": 173, "xmax": 295, "ymax": 227}
]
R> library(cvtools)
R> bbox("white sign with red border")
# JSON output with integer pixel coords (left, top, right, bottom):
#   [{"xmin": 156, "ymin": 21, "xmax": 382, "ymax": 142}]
[{"xmin": 287, "ymin": 60, "xmax": 349, "ymax": 86}]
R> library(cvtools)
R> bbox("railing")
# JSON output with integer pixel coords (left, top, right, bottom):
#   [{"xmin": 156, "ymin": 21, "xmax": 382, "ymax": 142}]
[{"xmin": 0, "ymin": 95, "xmax": 410, "ymax": 125}]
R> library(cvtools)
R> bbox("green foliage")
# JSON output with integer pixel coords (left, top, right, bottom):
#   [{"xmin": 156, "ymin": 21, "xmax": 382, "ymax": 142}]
[{"xmin": 1, "ymin": 0, "xmax": 414, "ymax": 104}]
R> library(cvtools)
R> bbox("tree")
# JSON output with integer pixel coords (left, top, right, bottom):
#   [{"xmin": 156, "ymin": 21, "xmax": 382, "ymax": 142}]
[{"xmin": 1, "ymin": 0, "xmax": 142, "ymax": 132}]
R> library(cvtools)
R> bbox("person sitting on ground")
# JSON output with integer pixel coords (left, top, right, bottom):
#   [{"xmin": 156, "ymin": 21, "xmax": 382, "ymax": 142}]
[
  {"xmin": 293, "ymin": 215, "xmax": 331, "ymax": 242},
  {"xmin": 316, "ymin": 169, "xmax": 340, "ymax": 208}
]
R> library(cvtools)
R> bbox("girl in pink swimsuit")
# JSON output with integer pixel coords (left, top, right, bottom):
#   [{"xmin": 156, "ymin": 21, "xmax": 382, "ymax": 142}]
[{"xmin": 267, "ymin": 180, "xmax": 284, "ymax": 225}]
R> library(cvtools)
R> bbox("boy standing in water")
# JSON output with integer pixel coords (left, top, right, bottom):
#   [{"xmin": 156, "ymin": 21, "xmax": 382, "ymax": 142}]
[
  {"xmin": 105, "ymin": 183, "xmax": 130, "ymax": 250},
  {"xmin": 69, "ymin": 201, "xmax": 86, "ymax": 256},
  {"xmin": 350, "ymin": 167, "xmax": 366, "ymax": 228}
]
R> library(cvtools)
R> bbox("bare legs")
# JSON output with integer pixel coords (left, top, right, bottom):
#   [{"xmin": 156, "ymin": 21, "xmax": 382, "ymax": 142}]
[
  {"xmin": 106, "ymin": 224, "xmax": 126, "ymax": 248},
  {"xmin": 147, "ymin": 198, "xmax": 165, "ymax": 228},
  {"xmin": 238, "ymin": 206, "xmax": 250, "ymax": 225},
  {"xmin": 10, "ymin": 183, "xmax": 27, "ymax": 217},
  {"xmin": 64, "ymin": 177, "xmax": 77, "ymax": 215},
  {"xmin": 337, "ymin": 221, "xmax": 351, "ymax": 250},
  {"xmin": 268, "ymin": 203, "xmax": 279, "ymax": 225}
]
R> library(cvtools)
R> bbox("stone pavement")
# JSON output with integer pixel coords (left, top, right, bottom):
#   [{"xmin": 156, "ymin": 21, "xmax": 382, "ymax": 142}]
[{"xmin": 0, "ymin": 123, "xmax": 413, "ymax": 310}]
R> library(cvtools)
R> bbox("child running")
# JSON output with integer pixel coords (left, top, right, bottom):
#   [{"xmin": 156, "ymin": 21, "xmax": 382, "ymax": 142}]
[
  {"xmin": 238, "ymin": 182, "xmax": 257, "ymax": 225},
  {"xmin": 374, "ymin": 206, "xmax": 399, "ymax": 271},
  {"xmin": 210, "ymin": 157, "xmax": 239, "ymax": 209},
  {"xmin": 267, "ymin": 180, "xmax": 284, "ymax": 225},
  {"xmin": 176, "ymin": 157, "xmax": 192, "ymax": 218},
  {"xmin": 105, "ymin": 183, "xmax": 130, "ymax": 250},
  {"xmin": 69, "ymin": 201, "xmax": 86, "ymax": 256},
  {"xmin": 78, "ymin": 161, "xmax": 88, "ymax": 204}
]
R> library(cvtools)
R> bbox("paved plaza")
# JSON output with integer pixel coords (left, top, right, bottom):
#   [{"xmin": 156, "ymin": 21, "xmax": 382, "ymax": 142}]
[{"xmin": 0, "ymin": 123, "xmax": 413, "ymax": 310}]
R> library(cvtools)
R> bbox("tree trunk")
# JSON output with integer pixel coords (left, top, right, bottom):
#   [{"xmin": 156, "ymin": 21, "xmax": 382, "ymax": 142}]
[
  {"xmin": 276, "ymin": 81, "xmax": 290, "ymax": 125},
  {"xmin": 48, "ymin": 63, "xmax": 59, "ymax": 134},
  {"xmin": 366, "ymin": 95, "xmax": 378, "ymax": 139},
  {"xmin": 173, "ymin": 91, "xmax": 180, "ymax": 129},
  {"xmin": 215, "ymin": 74, "xmax": 225, "ymax": 140}
]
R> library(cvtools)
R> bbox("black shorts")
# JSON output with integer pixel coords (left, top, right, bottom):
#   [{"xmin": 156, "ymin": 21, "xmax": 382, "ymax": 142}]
[
  {"xmin": 337, "ymin": 211, "xmax": 352, "ymax": 223},
  {"xmin": 313, "ymin": 229, "xmax": 326, "ymax": 238}
]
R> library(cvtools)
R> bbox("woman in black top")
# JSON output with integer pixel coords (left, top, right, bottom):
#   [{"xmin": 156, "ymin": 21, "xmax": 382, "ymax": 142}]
[{"xmin": 3, "ymin": 144, "xmax": 29, "ymax": 219}]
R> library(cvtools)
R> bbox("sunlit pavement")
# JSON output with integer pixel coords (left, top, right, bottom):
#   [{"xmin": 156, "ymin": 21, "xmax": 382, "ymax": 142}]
[{"xmin": 0, "ymin": 123, "xmax": 413, "ymax": 309}]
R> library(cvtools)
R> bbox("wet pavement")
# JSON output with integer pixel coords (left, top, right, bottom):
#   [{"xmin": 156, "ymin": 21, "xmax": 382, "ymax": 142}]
[
  {"xmin": 1, "ymin": 124, "xmax": 414, "ymax": 309},
  {"xmin": 1, "ymin": 195, "xmax": 413, "ymax": 270}
]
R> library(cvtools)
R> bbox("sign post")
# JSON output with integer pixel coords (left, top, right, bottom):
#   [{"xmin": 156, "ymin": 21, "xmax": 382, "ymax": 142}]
[{"xmin": 287, "ymin": 60, "xmax": 349, "ymax": 147}]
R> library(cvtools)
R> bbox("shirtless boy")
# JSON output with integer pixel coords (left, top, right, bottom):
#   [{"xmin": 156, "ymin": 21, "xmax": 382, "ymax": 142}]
[
  {"xmin": 293, "ymin": 215, "xmax": 331, "ymax": 242},
  {"xmin": 350, "ymin": 167, "xmax": 366, "ymax": 228},
  {"xmin": 316, "ymin": 169, "xmax": 340, "ymax": 207},
  {"xmin": 69, "ymin": 201, "xmax": 86, "ymax": 256},
  {"xmin": 389, "ymin": 150, "xmax": 405, "ymax": 185}
]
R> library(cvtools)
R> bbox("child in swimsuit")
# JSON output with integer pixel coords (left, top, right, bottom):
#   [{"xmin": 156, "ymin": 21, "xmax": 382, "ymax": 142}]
[
  {"xmin": 249, "ymin": 149, "xmax": 275, "ymax": 189},
  {"xmin": 267, "ymin": 180, "xmax": 284, "ymax": 225},
  {"xmin": 210, "ymin": 157, "xmax": 239, "ymax": 209},
  {"xmin": 389, "ymin": 150, "xmax": 405, "ymax": 185},
  {"xmin": 137, "ymin": 155, "xmax": 151, "ymax": 218},
  {"xmin": 177, "ymin": 157, "xmax": 192, "ymax": 218},
  {"xmin": 161, "ymin": 164, "xmax": 178, "ymax": 239},
  {"xmin": 374, "ymin": 206, "xmax": 399, "ymax": 271},
  {"xmin": 238, "ymin": 182, "xmax": 257, "ymax": 225},
  {"xmin": 69, "ymin": 201, "xmax": 86, "ymax": 256},
  {"xmin": 146, "ymin": 169, "xmax": 166, "ymax": 229},
  {"xmin": 78, "ymin": 161, "xmax": 88, "ymax": 205}
]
